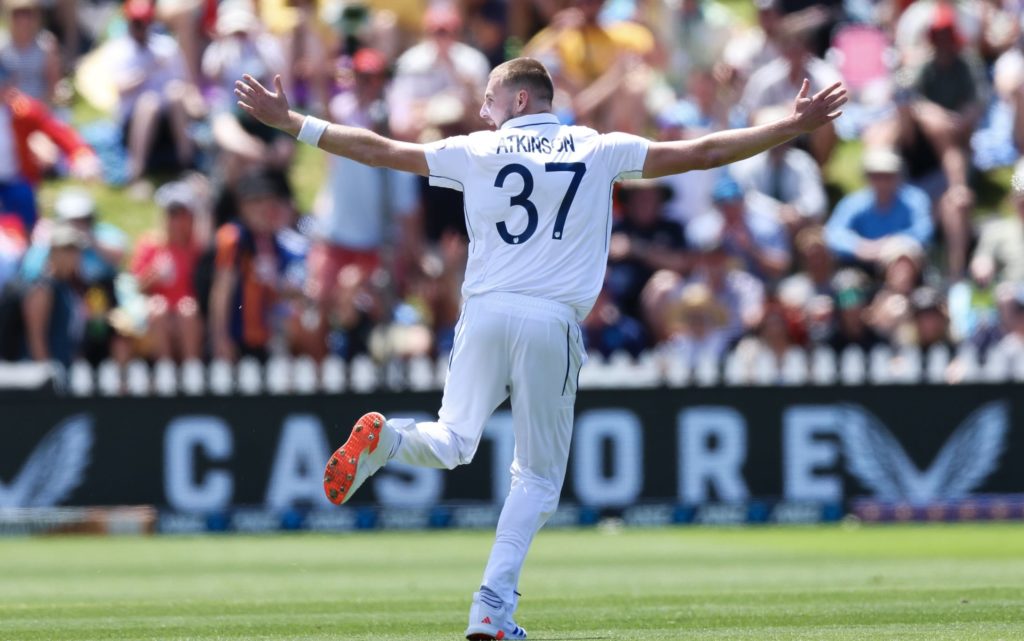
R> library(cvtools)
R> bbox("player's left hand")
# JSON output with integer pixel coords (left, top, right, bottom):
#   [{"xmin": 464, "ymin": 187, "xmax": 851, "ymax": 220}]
[
  {"xmin": 235, "ymin": 74, "xmax": 292, "ymax": 132},
  {"xmin": 791, "ymin": 79, "xmax": 847, "ymax": 133}
]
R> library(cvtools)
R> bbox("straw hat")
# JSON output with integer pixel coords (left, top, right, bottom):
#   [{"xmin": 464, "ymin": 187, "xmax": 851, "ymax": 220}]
[{"xmin": 668, "ymin": 282, "xmax": 729, "ymax": 330}]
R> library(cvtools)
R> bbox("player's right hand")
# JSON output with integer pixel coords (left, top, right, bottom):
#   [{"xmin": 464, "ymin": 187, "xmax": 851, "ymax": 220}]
[
  {"xmin": 235, "ymin": 74, "xmax": 292, "ymax": 132},
  {"xmin": 791, "ymin": 79, "xmax": 847, "ymax": 133}
]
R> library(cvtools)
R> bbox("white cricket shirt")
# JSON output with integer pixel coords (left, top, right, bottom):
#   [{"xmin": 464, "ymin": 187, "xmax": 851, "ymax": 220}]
[{"xmin": 425, "ymin": 114, "xmax": 649, "ymax": 321}]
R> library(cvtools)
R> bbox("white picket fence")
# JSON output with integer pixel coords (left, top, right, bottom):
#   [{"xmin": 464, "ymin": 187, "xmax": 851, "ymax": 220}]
[{"xmin": 3, "ymin": 343, "xmax": 1023, "ymax": 396}]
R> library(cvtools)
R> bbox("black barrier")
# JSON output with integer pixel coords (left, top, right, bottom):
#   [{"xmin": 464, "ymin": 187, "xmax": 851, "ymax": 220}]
[{"xmin": 1, "ymin": 387, "xmax": 1022, "ymax": 519}]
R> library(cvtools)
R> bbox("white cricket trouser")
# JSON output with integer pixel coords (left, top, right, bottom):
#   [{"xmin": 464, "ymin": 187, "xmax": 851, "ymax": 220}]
[{"xmin": 391, "ymin": 291, "xmax": 585, "ymax": 605}]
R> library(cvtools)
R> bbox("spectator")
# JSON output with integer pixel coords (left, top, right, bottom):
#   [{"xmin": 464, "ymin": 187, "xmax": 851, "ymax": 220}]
[
  {"xmin": 109, "ymin": 0, "xmax": 198, "ymax": 182},
  {"xmin": 732, "ymin": 300, "xmax": 803, "ymax": 379},
  {"xmin": 205, "ymin": 1, "xmax": 294, "ymax": 194},
  {"xmin": 894, "ymin": 0, "xmax": 982, "ymax": 69},
  {"xmin": 682, "ymin": 219, "xmax": 766, "ymax": 343},
  {"xmin": 21, "ymin": 188, "xmax": 126, "ymax": 284},
  {"xmin": 905, "ymin": 285, "xmax": 953, "ymax": 351},
  {"xmin": 308, "ymin": 48, "xmax": 422, "ymax": 305},
  {"xmin": 991, "ymin": 286, "xmax": 1024, "ymax": 358},
  {"xmin": 662, "ymin": 281, "xmax": 731, "ymax": 365},
  {"xmin": 829, "ymin": 267, "xmax": 885, "ymax": 352},
  {"xmin": 279, "ymin": 0, "xmax": 333, "ymax": 116},
  {"xmin": 788, "ymin": 225, "xmax": 834, "ymax": 295},
  {"xmin": 868, "ymin": 236, "xmax": 927, "ymax": 342},
  {"xmin": 524, "ymin": 0, "xmax": 655, "ymax": 132},
  {"xmin": 741, "ymin": 8, "xmax": 841, "ymax": 164},
  {"xmin": 390, "ymin": 248, "xmax": 463, "ymax": 359},
  {"xmin": 583, "ymin": 286, "xmax": 648, "ymax": 357},
  {"xmin": 129, "ymin": 180, "xmax": 203, "ymax": 362},
  {"xmin": 690, "ymin": 175, "xmax": 790, "ymax": 282},
  {"xmin": 972, "ymin": 282, "xmax": 1024, "ymax": 356},
  {"xmin": 803, "ymin": 293, "xmax": 835, "ymax": 346},
  {"xmin": 874, "ymin": 6, "xmax": 986, "ymax": 276},
  {"xmin": 389, "ymin": 3, "xmax": 490, "ymax": 142},
  {"xmin": 23, "ymin": 188, "xmax": 125, "ymax": 364},
  {"xmin": 653, "ymin": 101, "xmax": 725, "ymax": 227},
  {"xmin": 0, "ymin": 0, "xmax": 61, "ymax": 105},
  {"xmin": 824, "ymin": 148, "xmax": 934, "ymax": 267},
  {"xmin": 20, "ymin": 223, "xmax": 85, "ymax": 366},
  {"xmin": 665, "ymin": 0, "xmax": 733, "ymax": 91},
  {"xmin": 878, "ymin": 236, "xmax": 926, "ymax": 298},
  {"xmin": 0, "ymin": 214, "xmax": 27, "ymax": 290},
  {"xmin": 0, "ymin": 71, "xmax": 99, "ymax": 231},
  {"xmin": 970, "ymin": 172, "xmax": 1024, "ymax": 285},
  {"xmin": 324, "ymin": 264, "xmax": 384, "ymax": 361},
  {"xmin": 683, "ymin": 67, "xmax": 735, "ymax": 133},
  {"xmin": 732, "ymin": 106, "xmax": 827, "ymax": 233},
  {"xmin": 722, "ymin": 0, "xmax": 784, "ymax": 80},
  {"xmin": 607, "ymin": 179, "xmax": 689, "ymax": 318},
  {"xmin": 209, "ymin": 171, "xmax": 287, "ymax": 362}
]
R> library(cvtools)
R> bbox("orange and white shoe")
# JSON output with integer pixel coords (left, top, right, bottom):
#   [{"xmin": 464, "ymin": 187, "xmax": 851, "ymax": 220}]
[
  {"xmin": 465, "ymin": 591, "xmax": 527, "ymax": 640},
  {"xmin": 323, "ymin": 412, "xmax": 397, "ymax": 505}
]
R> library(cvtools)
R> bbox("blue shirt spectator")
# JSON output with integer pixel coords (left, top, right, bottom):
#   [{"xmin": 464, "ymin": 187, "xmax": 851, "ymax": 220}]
[
  {"xmin": 689, "ymin": 176, "xmax": 791, "ymax": 282},
  {"xmin": 824, "ymin": 149, "xmax": 933, "ymax": 264}
]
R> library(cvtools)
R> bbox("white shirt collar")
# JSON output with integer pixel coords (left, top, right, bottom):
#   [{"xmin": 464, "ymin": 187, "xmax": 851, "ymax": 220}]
[{"xmin": 499, "ymin": 113, "xmax": 560, "ymax": 130}]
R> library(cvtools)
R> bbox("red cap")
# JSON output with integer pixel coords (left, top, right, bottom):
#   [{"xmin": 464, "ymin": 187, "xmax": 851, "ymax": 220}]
[
  {"xmin": 928, "ymin": 4, "xmax": 964, "ymax": 50},
  {"xmin": 930, "ymin": 4, "xmax": 957, "ymax": 31},
  {"xmin": 124, "ymin": 0, "xmax": 155, "ymax": 22},
  {"xmin": 353, "ymin": 48, "xmax": 387, "ymax": 75}
]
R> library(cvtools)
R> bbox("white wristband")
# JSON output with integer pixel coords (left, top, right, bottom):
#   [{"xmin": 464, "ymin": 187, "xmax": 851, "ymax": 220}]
[{"xmin": 296, "ymin": 115, "xmax": 329, "ymax": 146}]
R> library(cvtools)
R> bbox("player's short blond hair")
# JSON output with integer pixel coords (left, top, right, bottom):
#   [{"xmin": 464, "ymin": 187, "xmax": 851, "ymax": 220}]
[{"xmin": 489, "ymin": 57, "xmax": 554, "ymax": 106}]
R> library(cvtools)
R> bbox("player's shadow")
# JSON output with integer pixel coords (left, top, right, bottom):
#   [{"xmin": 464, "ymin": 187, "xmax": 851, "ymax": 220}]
[{"xmin": 527, "ymin": 637, "xmax": 610, "ymax": 640}]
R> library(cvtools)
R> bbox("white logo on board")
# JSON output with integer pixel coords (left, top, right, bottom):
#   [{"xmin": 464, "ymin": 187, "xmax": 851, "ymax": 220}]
[
  {"xmin": 0, "ymin": 414, "xmax": 94, "ymax": 507},
  {"xmin": 840, "ymin": 402, "xmax": 1008, "ymax": 502}
]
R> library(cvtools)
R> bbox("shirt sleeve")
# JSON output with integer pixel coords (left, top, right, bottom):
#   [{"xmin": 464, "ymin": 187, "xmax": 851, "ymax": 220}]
[
  {"xmin": 789, "ymin": 151, "xmax": 827, "ymax": 219},
  {"xmin": 972, "ymin": 219, "xmax": 1001, "ymax": 263},
  {"xmin": 389, "ymin": 170, "xmax": 421, "ymax": 216},
  {"xmin": 424, "ymin": 135, "xmax": 472, "ymax": 191},
  {"xmin": 600, "ymin": 132, "xmax": 650, "ymax": 181},
  {"xmin": 902, "ymin": 185, "xmax": 934, "ymax": 246},
  {"xmin": 129, "ymin": 237, "xmax": 156, "ymax": 276},
  {"xmin": 823, "ymin": 194, "xmax": 863, "ymax": 260},
  {"xmin": 214, "ymin": 224, "xmax": 241, "ymax": 271}
]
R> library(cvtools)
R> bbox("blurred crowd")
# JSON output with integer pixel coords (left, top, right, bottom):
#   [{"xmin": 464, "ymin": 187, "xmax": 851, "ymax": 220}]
[{"xmin": 0, "ymin": 0, "xmax": 1023, "ymax": 381}]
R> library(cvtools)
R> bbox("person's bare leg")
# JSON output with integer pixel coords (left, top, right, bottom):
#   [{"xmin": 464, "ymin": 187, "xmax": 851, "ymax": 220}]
[
  {"xmin": 54, "ymin": 0, "xmax": 79, "ymax": 72},
  {"xmin": 127, "ymin": 91, "xmax": 162, "ymax": 181},
  {"xmin": 915, "ymin": 108, "xmax": 968, "ymax": 188},
  {"xmin": 165, "ymin": 82, "xmax": 196, "ymax": 169},
  {"xmin": 177, "ymin": 299, "xmax": 204, "ymax": 362},
  {"xmin": 809, "ymin": 121, "xmax": 838, "ymax": 166},
  {"xmin": 939, "ymin": 185, "xmax": 973, "ymax": 279},
  {"xmin": 148, "ymin": 299, "xmax": 173, "ymax": 361},
  {"xmin": 160, "ymin": 6, "xmax": 203, "ymax": 83}
]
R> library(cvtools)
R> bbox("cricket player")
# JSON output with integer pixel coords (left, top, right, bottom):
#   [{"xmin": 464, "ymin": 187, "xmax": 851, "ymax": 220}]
[{"xmin": 235, "ymin": 57, "xmax": 845, "ymax": 640}]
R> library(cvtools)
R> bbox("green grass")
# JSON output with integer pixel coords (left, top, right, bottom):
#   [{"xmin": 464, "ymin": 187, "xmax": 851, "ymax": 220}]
[{"xmin": 0, "ymin": 524, "xmax": 1022, "ymax": 640}]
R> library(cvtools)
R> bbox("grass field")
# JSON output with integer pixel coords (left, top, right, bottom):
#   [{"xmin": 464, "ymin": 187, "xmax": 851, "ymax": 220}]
[{"xmin": 1, "ymin": 524, "xmax": 1022, "ymax": 641}]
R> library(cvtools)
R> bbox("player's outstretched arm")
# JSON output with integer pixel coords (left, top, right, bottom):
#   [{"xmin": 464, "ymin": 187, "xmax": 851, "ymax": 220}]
[
  {"xmin": 642, "ymin": 79, "xmax": 847, "ymax": 179},
  {"xmin": 235, "ymin": 74, "xmax": 429, "ymax": 176}
]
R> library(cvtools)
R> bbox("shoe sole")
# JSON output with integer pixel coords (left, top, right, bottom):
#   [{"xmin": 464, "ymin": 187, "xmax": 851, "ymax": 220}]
[
  {"xmin": 323, "ymin": 412, "xmax": 385, "ymax": 505},
  {"xmin": 466, "ymin": 624, "xmax": 514, "ymax": 640}
]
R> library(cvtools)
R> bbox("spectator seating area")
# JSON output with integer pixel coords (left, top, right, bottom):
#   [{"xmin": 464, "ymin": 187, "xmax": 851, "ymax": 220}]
[{"xmin": 0, "ymin": 0, "xmax": 1023, "ymax": 392}]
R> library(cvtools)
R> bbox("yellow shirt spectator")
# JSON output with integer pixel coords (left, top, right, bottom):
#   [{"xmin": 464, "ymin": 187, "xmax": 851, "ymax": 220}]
[{"xmin": 525, "ymin": 20, "xmax": 655, "ymax": 88}]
